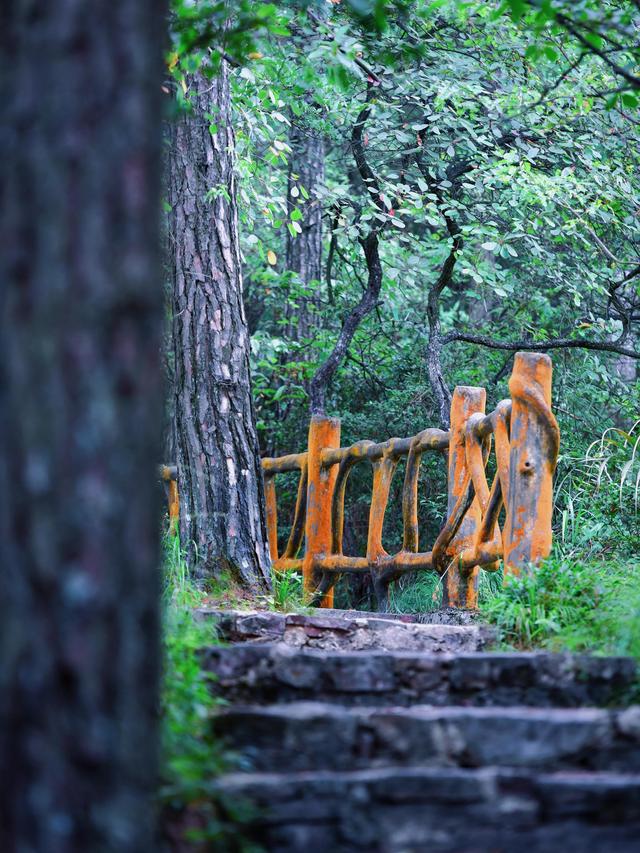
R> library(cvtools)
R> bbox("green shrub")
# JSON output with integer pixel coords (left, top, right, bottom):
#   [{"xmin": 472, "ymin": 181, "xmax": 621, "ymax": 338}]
[
  {"xmin": 481, "ymin": 556, "xmax": 640, "ymax": 660},
  {"xmin": 160, "ymin": 538, "xmax": 259, "ymax": 850}
]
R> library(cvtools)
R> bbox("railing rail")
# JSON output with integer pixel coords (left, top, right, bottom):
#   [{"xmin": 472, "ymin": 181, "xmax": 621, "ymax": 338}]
[{"xmin": 161, "ymin": 351, "xmax": 559, "ymax": 610}]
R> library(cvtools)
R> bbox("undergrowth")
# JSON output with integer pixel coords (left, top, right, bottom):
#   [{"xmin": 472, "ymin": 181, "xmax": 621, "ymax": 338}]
[
  {"xmin": 160, "ymin": 536, "xmax": 259, "ymax": 851},
  {"xmin": 480, "ymin": 557, "xmax": 640, "ymax": 659},
  {"xmin": 265, "ymin": 569, "xmax": 305, "ymax": 611},
  {"xmin": 389, "ymin": 567, "xmax": 502, "ymax": 614},
  {"xmin": 481, "ymin": 428, "xmax": 640, "ymax": 658}
]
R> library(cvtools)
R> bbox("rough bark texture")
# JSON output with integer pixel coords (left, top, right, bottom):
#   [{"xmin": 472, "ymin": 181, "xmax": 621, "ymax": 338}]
[
  {"xmin": 169, "ymin": 65, "xmax": 270, "ymax": 587},
  {"xmin": 285, "ymin": 125, "xmax": 325, "ymax": 346},
  {"xmin": 0, "ymin": 3, "xmax": 165, "ymax": 851}
]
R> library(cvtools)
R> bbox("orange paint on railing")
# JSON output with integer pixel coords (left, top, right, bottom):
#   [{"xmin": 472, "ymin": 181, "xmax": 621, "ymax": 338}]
[
  {"xmin": 503, "ymin": 352, "xmax": 560, "ymax": 575},
  {"xmin": 303, "ymin": 416, "xmax": 341, "ymax": 608},
  {"xmin": 161, "ymin": 465, "xmax": 180, "ymax": 536},
  {"xmin": 442, "ymin": 387, "xmax": 486, "ymax": 609},
  {"xmin": 161, "ymin": 352, "xmax": 559, "ymax": 610},
  {"xmin": 264, "ymin": 475, "xmax": 279, "ymax": 564}
]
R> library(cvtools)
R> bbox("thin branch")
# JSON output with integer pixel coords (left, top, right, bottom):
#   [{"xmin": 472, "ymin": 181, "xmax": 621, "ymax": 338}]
[
  {"xmin": 528, "ymin": 52, "xmax": 587, "ymax": 109},
  {"xmin": 556, "ymin": 14, "xmax": 640, "ymax": 90},
  {"xmin": 413, "ymin": 126, "xmax": 466, "ymax": 426},
  {"xmin": 308, "ymin": 87, "xmax": 385, "ymax": 414},
  {"xmin": 306, "ymin": 8, "xmax": 383, "ymax": 84},
  {"xmin": 444, "ymin": 331, "xmax": 640, "ymax": 360},
  {"xmin": 325, "ymin": 214, "xmax": 339, "ymax": 306},
  {"xmin": 308, "ymin": 233, "xmax": 383, "ymax": 414}
]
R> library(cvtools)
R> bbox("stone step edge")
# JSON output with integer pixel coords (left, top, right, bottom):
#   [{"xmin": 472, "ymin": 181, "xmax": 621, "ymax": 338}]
[
  {"xmin": 206, "ymin": 642, "xmax": 637, "ymax": 667},
  {"xmin": 196, "ymin": 608, "xmax": 492, "ymax": 635},
  {"xmin": 211, "ymin": 766, "xmax": 640, "ymax": 849},
  {"xmin": 216, "ymin": 700, "xmax": 640, "ymax": 728},
  {"xmin": 215, "ymin": 763, "xmax": 640, "ymax": 793},
  {"xmin": 215, "ymin": 702, "xmax": 640, "ymax": 771},
  {"xmin": 205, "ymin": 645, "xmax": 638, "ymax": 707}
]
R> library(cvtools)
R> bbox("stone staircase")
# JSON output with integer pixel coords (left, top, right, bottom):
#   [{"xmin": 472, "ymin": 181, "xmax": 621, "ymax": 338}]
[{"xmin": 201, "ymin": 608, "xmax": 640, "ymax": 852}]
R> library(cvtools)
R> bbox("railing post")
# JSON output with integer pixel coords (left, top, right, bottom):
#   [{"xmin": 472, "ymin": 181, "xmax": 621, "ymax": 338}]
[
  {"xmin": 504, "ymin": 352, "xmax": 560, "ymax": 575},
  {"xmin": 303, "ymin": 415, "xmax": 341, "ymax": 608},
  {"xmin": 263, "ymin": 475, "xmax": 279, "ymax": 565},
  {"xmin": 168, "ymin": 479, "xmax": 179, "ymax": 536},
  {"xmin": 161, "ymin": 465, "xmax": 180, "ymax": 536},
  {"xmin": 444, "ymin": 386, "xmax": 486, "ymax": 608}
]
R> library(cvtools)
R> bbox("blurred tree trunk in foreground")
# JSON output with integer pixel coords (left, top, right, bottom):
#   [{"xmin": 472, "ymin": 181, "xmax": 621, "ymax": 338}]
[
  {"xmin": 0, "ymin": 3, "xmax": 165, "ymax": 850},
  {"xmin": 168, "ymin": 64, "xmax": 270, "ymax": 589}
]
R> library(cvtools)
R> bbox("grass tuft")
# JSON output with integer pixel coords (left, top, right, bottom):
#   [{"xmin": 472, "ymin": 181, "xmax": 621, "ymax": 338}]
[{"xmin": 480, "ymin": 556, "xmax": 640, "ymax": 660}]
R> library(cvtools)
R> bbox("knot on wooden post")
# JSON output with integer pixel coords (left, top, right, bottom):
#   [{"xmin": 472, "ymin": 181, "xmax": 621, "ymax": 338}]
[{"xmin": 503, "ymin": 351, "xmax": 560, "ymax": 574}]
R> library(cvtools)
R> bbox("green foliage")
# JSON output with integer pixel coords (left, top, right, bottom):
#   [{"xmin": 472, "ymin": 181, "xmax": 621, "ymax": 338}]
[
  {"xmin": 161, "ymin": 606, "xmax": 222, "ymax": 805},
  {"xmin": 163, "ymin": 533, "xmax": 201, "ymax": 608},
  {"xmin": 232, "ymin": 0, "xmax": 640, "ymax": 610},
  {"xmin": 493, "ymin": 0, "xmax": 640, "ymax": 97},
  {"xmin": 265, "ymin": 569, "xmax": 306, "ymax": 611},
  {"xmin": 389, "ymin": 566, "xmax": 503, "ymax": 614},
  {"xmin": 481, "ymin": 556, "xmax": 640, "ymax": 660},
  {"xmin": 170, "ymin": 1, "xmax": 291, "ymax": 73},
  {"xmin": 167, "ymin": 0, "xmax": 640, "ymax": 615},
  {"xmin": 482, "ymin": 424, "xmax": 640, "ymax": 658},
  {"xmin": 390, "ymin": 571, "xmax": 441, "ymax": 612},
  {"xmin": 160, "ymin": 539, "xmax": 258, "ymax": 850}
]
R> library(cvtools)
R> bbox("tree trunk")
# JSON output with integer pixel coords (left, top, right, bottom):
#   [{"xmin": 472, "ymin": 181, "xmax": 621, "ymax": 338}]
[
  {"xmin": 0, "ymin": 4, "xmax": 165, "ymax": 851},
  {"xmin": 285, "ymin": 125, "xmax": 325, "ymax": 346},
  {"xmin": 169, "ymin": 65, "xmax": 270, "ymax": 588}
]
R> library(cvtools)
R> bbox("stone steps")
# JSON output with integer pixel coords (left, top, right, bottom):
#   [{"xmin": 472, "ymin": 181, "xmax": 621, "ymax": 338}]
[
  {"xmin": 196, "ymin": 607, "xmax": 494, "ymax": 652},
  {"xmin": 201, "ymin": 610, "xmax": 640, "ymax": 851},
  {"xmin": 215, "ymin": 702, "xmax": 640, "ymax": 773},
  {"xmin": 213, "ymin": 765, "xmax": 640, "ymax": 852},
  {"xmin": 205, "ymin": 642, "xmax": 637, "ymax": 707}
]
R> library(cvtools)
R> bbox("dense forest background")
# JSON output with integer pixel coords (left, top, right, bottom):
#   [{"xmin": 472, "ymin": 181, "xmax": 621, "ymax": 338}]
[{"xmin": 166, "ymin": 0, "xmax": 640, "ymax": 608}]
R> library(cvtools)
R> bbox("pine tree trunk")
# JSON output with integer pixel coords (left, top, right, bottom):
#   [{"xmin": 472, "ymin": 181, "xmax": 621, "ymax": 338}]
[
  {"xmin": 285, "ymin": 126, "xmax": 325, "ymax": 345},
  {"xmin": 169, "ymin": 65, "xmax": 270, "ymax": 588},
  {"xmin": 0, "ymin": 4, "xmax": 165, "ymax": 851}
]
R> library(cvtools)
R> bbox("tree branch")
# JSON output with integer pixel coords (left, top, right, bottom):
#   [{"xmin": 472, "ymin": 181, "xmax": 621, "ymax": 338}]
[
  {"xmin": 444, "ymin": 331, "xmax": 640, "ymax": 360},
  {"xmin": 306, "ymin": 8, "xmax": 383, "ymax": 84},
  {"xmin": 415, "ymin": 130, "xmax": 465, "ymax": 426},
  {"xmin": 556, "ymin": 14, "xmax": 640, "ymax": 90},
  {"xmin": 308, "ymin": 86, "xmax": 385, "ymax": 414},
  {"xmin": 308, "ymin": 233, "xmax": 383, "ymax": 414}
]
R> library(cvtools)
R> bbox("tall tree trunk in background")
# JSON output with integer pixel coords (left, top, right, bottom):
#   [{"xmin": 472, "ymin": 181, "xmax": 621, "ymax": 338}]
[
  {"xmin": 285, "ymin": 125, "xmax": 325, "ymax": 347},
  {"xmin": 0, "ymin": 4, "xmax": 165, "ymax": 850},
  {"xmin": 169, "ymin": 64, "xmax": 270, "ymax": 588}
]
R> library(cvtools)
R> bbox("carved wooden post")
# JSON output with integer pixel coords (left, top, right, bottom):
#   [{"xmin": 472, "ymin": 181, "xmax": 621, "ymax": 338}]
[
  {"xmin": 303, "ymin": 415, "xmax": 341, "ymax": 607},
  {"xmin": 263, "ymin": 475, "xmax": 279, "ymax": 565},
  {"xmin": 168, "ymin": 479, "xmax": 179, "ymax": 537},
  {"xmin": 367, "ymin": 444, "xmax": 399, "ymax": 611},
  {"xmin": 444, "ymin": 386, "xmax": 486, "ymax": 608},
  {"xmin": 504, "ymin": 352, "xmax": 560, "ymax": 575},
  {"xmin": 161, "ymin": 465, "xmax": 180, "ymax": 536}
]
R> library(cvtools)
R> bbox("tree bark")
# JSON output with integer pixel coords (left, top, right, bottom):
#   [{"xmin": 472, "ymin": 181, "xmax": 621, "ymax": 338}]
[
  {"xmin": 285, "ymin": 125, "xmax": 325, "ymax": 345},
  {"xmin": 0, "ymin": 3, "xmax": 165, "ymax": 851},
  {"xmin": 168, "ymin": 64, "xmax": 270, "ymax": 588}
]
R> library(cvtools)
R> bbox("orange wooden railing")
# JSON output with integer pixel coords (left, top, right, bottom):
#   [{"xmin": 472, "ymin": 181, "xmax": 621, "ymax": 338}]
[{"xmin": 162, "ymin": 351, "xmax": 560, "ymax": 610}]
